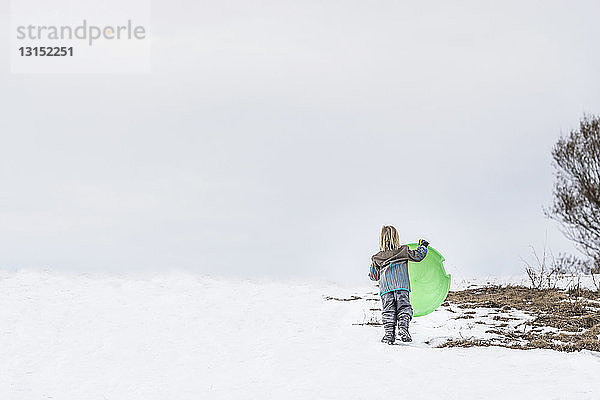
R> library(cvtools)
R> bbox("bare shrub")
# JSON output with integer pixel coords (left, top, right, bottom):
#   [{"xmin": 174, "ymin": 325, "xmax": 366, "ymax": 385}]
[
  {"xmin": 545, "ymin": 114, "xmax": 600, "ymax": 265},
  {"xmin": 553, "ymin": 254, "xmax": 589, "ymax": 274},
  {"xmin": 521, "ymin": 244, "xmax": 561, "ymax": 289},
  {"xmin": 551, "ymin": 253, "xmax": 600, "ymax": 292}
]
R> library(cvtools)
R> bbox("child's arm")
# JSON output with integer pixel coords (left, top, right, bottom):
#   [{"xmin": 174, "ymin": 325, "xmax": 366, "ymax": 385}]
[
  {"xmin": 368, "ymin": 262, "xmax": 380, "ymax": 281},
  {"xmin": 406, "ymin": 239, "xmax": 429, "ymax": 262}
]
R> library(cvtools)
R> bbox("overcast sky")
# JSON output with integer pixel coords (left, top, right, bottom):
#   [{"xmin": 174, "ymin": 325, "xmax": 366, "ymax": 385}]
[{"xmin": 1, "ymin": 1, "xmax": 600, "ymax": 284}]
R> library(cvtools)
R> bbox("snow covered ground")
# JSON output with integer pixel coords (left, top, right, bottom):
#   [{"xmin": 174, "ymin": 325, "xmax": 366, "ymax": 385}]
[{"xmin": 1, "ymin": 270, "xmax": 599, "ymax": 399}]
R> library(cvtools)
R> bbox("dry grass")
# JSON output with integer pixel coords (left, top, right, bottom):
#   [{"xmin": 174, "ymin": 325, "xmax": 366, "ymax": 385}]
[
  {"xmin": 440, "ymin": 286, "xmax": 600, "ymax": 352},
  {"xmin": 324, "ymin": 295, "xmax": 362, "ymax": 302}
]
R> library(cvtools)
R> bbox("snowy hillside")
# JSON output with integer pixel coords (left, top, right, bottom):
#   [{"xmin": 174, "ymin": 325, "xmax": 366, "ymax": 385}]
[{"xmin": 1, "ymin": 270, "xmax": 599, "ymax": 399}]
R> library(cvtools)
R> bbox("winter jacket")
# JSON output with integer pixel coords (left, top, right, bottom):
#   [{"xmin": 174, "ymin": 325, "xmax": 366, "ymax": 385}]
[{"xmin": 368, "ymin": 245, "xmax": 428, "ymax": 294}]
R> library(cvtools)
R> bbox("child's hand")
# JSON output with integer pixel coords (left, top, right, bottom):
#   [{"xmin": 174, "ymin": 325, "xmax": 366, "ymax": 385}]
[{"xmin": 418, "ymin": 239, "xmax": 429, "ymax": 247}]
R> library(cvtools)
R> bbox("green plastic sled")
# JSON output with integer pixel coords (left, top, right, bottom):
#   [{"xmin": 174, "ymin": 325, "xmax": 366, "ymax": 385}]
[{"xmin": 406, "ymin": 243, "xmax": 451, "ymax": 317}]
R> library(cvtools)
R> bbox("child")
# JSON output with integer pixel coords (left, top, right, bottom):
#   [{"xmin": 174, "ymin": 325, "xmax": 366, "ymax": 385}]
[{"xmin": 369, "ymin": 225, "xmax": 429, "ymax": 344}]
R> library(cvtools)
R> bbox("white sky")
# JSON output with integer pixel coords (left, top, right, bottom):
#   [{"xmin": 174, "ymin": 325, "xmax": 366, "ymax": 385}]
[{"xmin": 1, "ymin": 0, "xmax": 599, "ymax": 284}]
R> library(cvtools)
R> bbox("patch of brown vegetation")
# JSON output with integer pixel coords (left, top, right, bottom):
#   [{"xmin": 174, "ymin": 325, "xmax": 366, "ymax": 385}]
[
  {"xmin": 352, "ymin": 322, "xmax": 382, "ymax": 326},
  {"xmin": 324, "ymin": 295, "xmax": 362, "ymax": 301},
  {"xmin": 454, "ymin": 314, "xmax": 475, "ymax": 319},
  {"xmin": 438, "ymin": 338, "xmax": 493, "ymax": 348},
  {"xmin": 441, "ymin": 285, "xmax": 600, "ymax": 352}
]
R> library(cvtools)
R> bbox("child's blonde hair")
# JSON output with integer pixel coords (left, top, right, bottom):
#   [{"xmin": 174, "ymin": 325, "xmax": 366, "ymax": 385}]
[{"xmin": 379, "ymin": 225, "xmax": 401, "ymax": 251}]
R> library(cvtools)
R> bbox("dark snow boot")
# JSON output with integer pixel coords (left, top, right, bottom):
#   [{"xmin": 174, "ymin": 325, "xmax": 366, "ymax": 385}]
[
  {"xmin": 397, "ymin": 327, "xmax": 412, "ymax": 343},
  {"xmin": 381, "ymin": 335, "xmax": 395, "ymax": 345}
]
